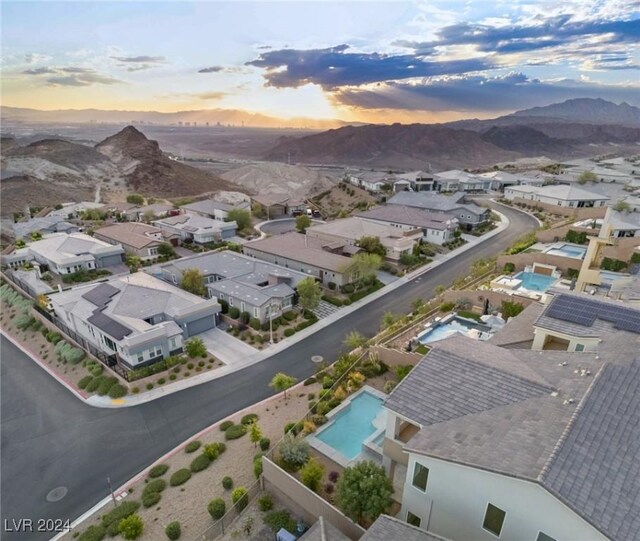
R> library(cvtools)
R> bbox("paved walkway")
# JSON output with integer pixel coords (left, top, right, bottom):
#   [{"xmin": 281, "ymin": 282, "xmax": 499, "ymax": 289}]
[
  {"xmin": 313, "ymin": 300, "xmax": 341, "ymax": 319},
  {"xmin": 197, "ymin": 327, "xmax": 257, "ymax": 366}
]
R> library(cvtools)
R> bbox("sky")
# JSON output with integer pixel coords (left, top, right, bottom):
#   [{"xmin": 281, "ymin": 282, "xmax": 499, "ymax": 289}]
[{"xmin": 1, "ymin": 0, "xmax": 639, "ymax": 124}]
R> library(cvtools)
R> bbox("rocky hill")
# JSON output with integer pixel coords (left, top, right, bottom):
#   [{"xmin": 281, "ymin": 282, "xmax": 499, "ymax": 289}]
[
  {"xmin": 221, "ymin": 162, "xmax": 335, "ymax": 198},
  {"xmin": 480, "ymin": 126, "xmax": 576, "ymax": 156},
  {"xmin": 264, "ymin": 123, "xmax": 519, "ymax": 170},
  {"xmin": 511, "ymin": 98, "xmax": 640, "ymax": 127}
]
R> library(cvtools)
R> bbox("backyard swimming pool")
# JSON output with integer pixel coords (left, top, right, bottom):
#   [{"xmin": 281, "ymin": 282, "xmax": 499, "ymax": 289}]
[
  {"xmin": 544, "ymin": 243, "xmax": 587, "ymax": 259},
  {"xmin": 515, "ymin": 271, "xmax": 558, "ymax": 292},
  {"xmin": 418, "ymin": 315, "xmax": 492, "ymax": 344},
  {"xmin": 313, "ymin": 389, "xmax": 384, "ymax": 462}
]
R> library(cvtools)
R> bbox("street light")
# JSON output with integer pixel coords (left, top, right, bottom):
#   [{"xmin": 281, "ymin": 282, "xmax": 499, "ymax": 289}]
[{"xmin": 269, "ymin": 301, "xmax": 281, "ymax": 344}]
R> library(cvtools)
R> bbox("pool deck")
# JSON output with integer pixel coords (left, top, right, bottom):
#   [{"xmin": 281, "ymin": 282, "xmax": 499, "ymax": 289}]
[{"xmin": 306, "ymin": 385, "xmax": 387, "ymax": 468}]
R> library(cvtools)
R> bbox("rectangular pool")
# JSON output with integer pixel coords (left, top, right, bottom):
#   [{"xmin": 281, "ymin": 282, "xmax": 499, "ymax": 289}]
[
  {"xmin": 515, "ymin": 271, "xmax": 558, "ymax": 292},
  {"xmin": 314, "ymin": 390, "xmax": 383, "ymax": 461},
  {"xmin": 418, "ymin": 316, "xmax": 490, "ymax": 344},
  {"xmin": 545, "ymin": 243, "xmax": 586, "ymax": 259}
]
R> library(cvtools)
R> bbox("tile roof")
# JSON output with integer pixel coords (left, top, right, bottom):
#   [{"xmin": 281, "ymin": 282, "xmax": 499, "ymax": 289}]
[
  {"xmin": 94, "ymin": 223, "xmax": 163, "ymax": 249},
  {"xmin": 181, "ymin": 199, "xmax": 249, "ymax": 215},
  {"xmin": 509, "ymin": 184, "xmax": 611, "ymax": 201},
  {"xmin": 299, "ymin": 517, "xmax": 351, "ymax": 541},
  {"xmin": 489, "ymin": 302, "xmax": 544, "ymax": 347},
  {"xmin": 387, "ymin": 191, "xmax": 487, "ymax": 216},
  {"xmin": 356, "ymin": 206, "xmax": 458, "ymax": 231},
  {"xmin": 362, "ymin": 515, "xmax": 449, "ymax": 541}
]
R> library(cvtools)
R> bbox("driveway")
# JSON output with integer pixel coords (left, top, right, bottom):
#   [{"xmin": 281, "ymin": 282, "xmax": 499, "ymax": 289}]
[{"xmin": 197, "ymin": 327, "xmax": 258, "ymax": 366}]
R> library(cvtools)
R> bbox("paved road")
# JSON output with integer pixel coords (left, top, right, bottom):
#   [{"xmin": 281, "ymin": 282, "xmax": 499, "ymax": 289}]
[{"xmin": 0, "ymin": 203, "xmax": 536, "ymax": 540}]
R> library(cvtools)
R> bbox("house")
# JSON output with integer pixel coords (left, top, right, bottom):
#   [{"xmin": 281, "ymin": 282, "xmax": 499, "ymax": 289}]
[
  {"xmin": 361, "ymin": 515, "xmax": 449, "ymax": 541},
  {"xmin": 2, "ymin": 232, "xmax": 124, "ymax": 274},
  {"xmin": 560, "ymin": 159, "xmax": 634, "ymax": 184},
  {"xmin": 306, "ymin": 217, "xmax": 422, "ymax": 261},
  {"xmin": 392, "ymin": 171, "xmax": 438, "ymax": 193},
  {"xmin": 347, "ymin": 171, "xmax": 390, "ymax": 192},
  {"xmin": 180, "ymin": 199, "xmax": 251, "ymax": 221},
  {"xmin": 157, "ymin": 251, "xmax": 308, "ymax": 323},
  {"xmin": 251, "ymin": 193, "xmax": 305, "ymax": 218},
  {"xmin": 388, "ymin": 191, "xmax": 490, "ymax": 230},
  {"xmin": 243, "ymin": 232, "xmax": 356, "ymax": 286},
  {"xmin": 504, "ymin": 184, "xmax": 610, "ymax": 208},
  {"xmin": 125, "ymin": 203, "xmax": 175, "ymax": 222},
  {"xmin": 10, "ymin": 216, "xmax": 78, "ymax": 240},
  {"xmin": 153, "ymin": 214, "xmax": 237, "ymax": 245},
  {"xmin": 432, "ymin": 170, "xmax": 466, "ymax": 192},
  {"xmin": 48, "ymin": 272, "xmax": 221, "ymax": 369},
  {"xmin": 382, "ymin": 335, "xmax": 637, "ymax": 541},
  {"xmin": 47, "ymin": 202, "xmax": 105, "ymax": 220},
  {"xmin": 94, "ymin": 223, "xmax": 165, "ymax": 260},
  {"xmin": 355, "ymin": 206, "xmax": 459, "ymax": 246}
]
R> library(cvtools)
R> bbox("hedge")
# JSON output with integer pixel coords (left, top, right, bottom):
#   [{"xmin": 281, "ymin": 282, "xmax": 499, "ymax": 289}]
[
  {"xmin": 208, "ymin": 498, "xmax": 226, "ymax": 520},
  {"xmin": 96, "ymin": 376, "xmax": 118, "ymax": 396},
  {"xmin": 185, "ymin": 440, "xmax": 201, "ymax": 453},
  {"xmin": 295, "ymin": 320, "xmax": 315, "ymax": 332},
  {"xmin": 142, "ymin": 491, "xmax": 161, "ymax": 508},
  {"xmin": 283, "ymin": 311, "xmax": 297, "ymax": 321},
  {"xmin": 143, "ymin": 478, "xmax": 166, "ymax": 496},
  {"xmin": 225, "ymin": 424, "xmax": 247, "ymax": 440},
  {"xmin": 169, "ymin": 469, "xmax": 192, "ymax": 486},
  {"xmin": 220, "ymin": 420, "xmax": 233, "ymax": 431},
  {"xmin": 321, "ymin": 295, "xmax": 343, "ymax": 307},
  {"xmin": 149, "ymin": 464, "xmax": 169, "ymax": 478},
  {"xmin": 284, "ymin": 328, "xmax": 295, "ymax": 337},
  {"xmin": 78, "ymin": 376, "xmax": 93, "ymax": 389},
  {"xmin": 165, "ymin": 521, "xmax": 181, "ymax": 540},
  {"xmin": 101, "ymin": 501, "xmax": 140, "ymax": 534},
  {"xmin": 190, "ymin": 453, "xmax": 211, "ymax": 473},
  {"xmin": 241, "ymin": 413, "xmax": 259, "ymax": 425},
  {"xmin": 79, "ymin": 524, "xmax": 106, "ymax": 541},
  {"xmin": 108, "ymin": 384, "xmax": 127, "ymax": 399}
]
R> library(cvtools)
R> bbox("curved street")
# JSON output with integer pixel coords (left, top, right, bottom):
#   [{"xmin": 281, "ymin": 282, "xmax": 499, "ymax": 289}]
[{"xmin": 0, "ymin": 203, "xmax": 537, "ymax": 540}]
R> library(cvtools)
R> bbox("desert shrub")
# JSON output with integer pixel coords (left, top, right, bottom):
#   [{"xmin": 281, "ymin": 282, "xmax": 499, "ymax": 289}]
[
  {"xmin": 185, "ymin": 337, "xmax": 207, "ymax": 358},
  {"xmin": 225, "ymin": 424, "xmax": 247, "ymax": 440},
  {"xmin": 229, "ymin": 307, "xmax": 240, "ymax": 319},
  {"xmin": 249, "ymin": 318, "xmax": 261, "ymax": 331},
  {"xmin": 241, "ymin": 413, "xmax": 259, "ymax": 425},
  {"xmin": 169, "ymin": 469, "xmax": 191, "ymax": 486},
  {"xmin": 141, "ymin": 492, "xmax": 161, "ymax": 508},
  {"xmin": 85, "ymin": 376, "xmax": 104, "ymax": 393},
  {"xmin": 164, "ymin": 521, "xmax": 181, "ymax": 540},
  {"xmin": 203, "ymin": 442, "xmax": 226, "ymax": 460},
  {"xmin": 143, "ymin": 478, "xmax": 166, "ymax": 496},
  {"xmin": 503, "ymin": 262, "xmax": 516, "ymax": 273},
  {"xmin": 222, "ymin": 476, "xmax": 233, "ymax": 490},
  {"xmin": 383, "ymin": 381, "xmax": 397, "ymax": 393},
  {"xmin": 78, "ymin": 376, "xmax": 93, "ymax": 389},
  {"xmin": 118, "ymin": 514, "xmax": 143, "ymax": 540},
  {"xmin": 220, "ymin": 420, "xmax": 233, "ymax": 431},
  {"xmin": 232, "ymin": 487, "xmax": 249, "ymax": 512},
  {"xmin": 264, "ymin": 510, "xmax": 296, "ymax": 533},
  {"xmin": 78, "ymin": 524, "xmax": 106, "ymax": 541},
  {"xmin": 279, "ymin": 435, "xmax": 309, "ymax": 470},
  {"xmin": 310, "ymin": 414, "xmax": 327, "ymax": 426},
  {"xmin": 185, "ymin": 440, "xmax": 201, "ymax": 453},
  {"xmin": 300, "ymin": 458, "xmax": 325, "ymax": 492},
  {"xmin": 284, "ymin": 421, "xmax": 302, "ymax": 435},
  {"xmin": 190, "ymin": 453, "xmax": 211, "ymax": 472},
  {"xmin": 254, "ymin": 456, "xmax": 263, "ymax": 478},
  {"xmin": 440, "ymin": 302, "xmax": 455, "ymax": 312},
  {"xmin": 328, "ymin": 471, "xmax": 340, "ymax": 483},
  {"xmin": 283, "ymin": 310, "xmax": 297, "ymax": 321},
  {"xmin": 208, "ymin": 498, "xmax": 226, "ymax": 520},
  {"xmin": 258, "ymin": 493, "xmax": 273, "ymax": 511},
  {"xmin": 259, "ymin": 437, "xmax": 271, "ymax": 451},
  {"xmin": 149, "ymin": 464, "xmax": 169, "ymax": 478},
  {"xmin": 324, "ymin": 482, "xmax": 334, "ymax": 494},
  {"xmin": 108, "ymin": 384, "xmax": 127, "ymax": 399},
  {"xmin": 284, "ymin": 328, "xmax": 295, "ymax": 337},
  {"xmin": 101, "ymin": 501, "xmax": 140, "ymax": 533},
  {"xmin": 303, "ymin": 376, "xmax": 316, "ymax": 386},
  {"xmin": 15, "ymin": 313, "xmax": 35, "ymax": 330},
  {"xmin": 97, "ymin": 376, "xmax": 118, "ymax": 396}
]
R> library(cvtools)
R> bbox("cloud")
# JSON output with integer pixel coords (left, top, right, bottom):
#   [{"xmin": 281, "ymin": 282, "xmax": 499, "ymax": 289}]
[
  {"xmin": 21, "ymin": 65, "xmax": 121, "ymax": 86},
  {"xmin": 334, "ymin": 73, "xmax": 640, "ymax": 112},
  {"xmin": 111, "ymin": 55, "xmax": 166, "ymax": 63},
  {"xmin": 195, "ymin": 92, "xmax": 227, "ymax": 100},
  {"xmin": 198, "ymin": 66, "xmax": 225, "ymax": 73},
  {"xmin": 24, "ymin": 53, "xmax": 50, "ymax": 64},
  {"xmin": 22, "ymin": 67, "xmax": 57, "ymax": 75},
  {"xmin": 247, "ymin": 44, "xmax": 493, "ymax": 89}
]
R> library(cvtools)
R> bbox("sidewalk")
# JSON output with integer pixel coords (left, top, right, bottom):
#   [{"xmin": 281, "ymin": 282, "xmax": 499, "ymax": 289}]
[{"xmin": 14, "ymin": 209, "xmax": 511, "ymax": 409}]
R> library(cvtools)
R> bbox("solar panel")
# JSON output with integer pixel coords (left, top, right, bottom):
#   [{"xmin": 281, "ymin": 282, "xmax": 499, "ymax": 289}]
[
  {"xmin": 546, "ymin": 295, "xmax": 640, "ymax": 334},
  {"xmin": 87, "ymin": 311, "xmax": 132, "ymax": 340},
  {"xmin": 82, "ymin": 283, "xmax": 120, "ymax": 308}
]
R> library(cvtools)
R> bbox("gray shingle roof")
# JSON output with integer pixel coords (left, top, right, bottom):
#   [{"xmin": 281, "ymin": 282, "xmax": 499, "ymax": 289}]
[
  {"xmin": 388, "ymin": 191, "xmax": 487, "ymax": 216},
  {"xmin": 356, "ymin": 205, "xmax": 458, "ymax": 230},
  {"xmin": 539, "ymin": 360, "xmax": 640, "ymax": 541},
  {"xmin": 362, "ymin": 515, "xmax": 449, "ymax": 541},
  {"xmin": 489, "ymin": 302, "xmax": 543, "ymax": 347},
  {"xmin": 299, "ymin": 517, "xmax": 351, "ymax": 541}
]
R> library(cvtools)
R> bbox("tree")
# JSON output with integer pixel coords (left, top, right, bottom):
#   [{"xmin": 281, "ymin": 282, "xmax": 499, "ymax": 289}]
[
  {"xmin": 180, "ymin": 268, "xmax": 205, "ymax": 296},
  {"xmin": 185, "ymin": 337, "xmax": 207, "ymax": 358},
  {"xmin": 501, "ymin": 300, "xmax": 525, "ymax": 320},
  {"xmin": 295, "ymin": 214, "xmax": 311, "ymax": 232},
  {"xmin": 279, "ymin": 434, "xmax": 310, "ymax": 470},
  {"xmin": 249, "ymin": 421, "xmax": 263, "ymax": 448},
  {"xmin": 344, "ymin": 330, "xmax": 368, "ymax": 351},
  {"xmin": 251, "ymin": 202, "xmax": 265, "ymax": 218},
  {"xmin": 269, "ymin": 372, "xmax": 297, "ymax": 401},
  {"xmin": 337, "ymin": 460, "xmax": 392, "ymax": 525},
  {"xmin": 227, "ymin": 209, "xmax": 251, "ymax": 230},
  {"xmin": 342, "ymin": 253, "xmax": 382, "ymax": 284},
  {"xmin": 142, "ymin": 210, "xmax": 156, "ymax": 223},
  {"xmin": 126, "ymin": 194, "xmax": 145, "ymax": 205},
  {"xmin": 300, "ymin": 458, "xmax": 325, "ymax": 493},
  {"xmin": 578, "ymin": 171, "xmax": 597, "ymax": 184},
  {"xmin": 358, "ymin": 236, "xmax": 386, "ymax": 258},
  {"xmin": 81, "ymin": 209, "xmax": 106, "ymax": 221},
  {"xmin": 613, "ymin": 200, "xmax": 631, "ymax": 212},
  {"xmin": 380, "ymin": 311, "xmax": 398, "ymax": 330},
  {"xmin": 36, "ymin": 293, "xmax": 49, "ymax": 310},
  {"xmin": 126, "ymin": 255, "xmax": 141, "ymax": 272},
  {"xmin": 296, "ymin": 277, "xmax": 322, "ymax": 311}
]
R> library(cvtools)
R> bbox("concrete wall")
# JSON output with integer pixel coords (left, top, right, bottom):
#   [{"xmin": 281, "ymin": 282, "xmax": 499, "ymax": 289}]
[
  {"xmin": 535, "ymin": 225, "xmax": 596, "ymax": 243},
  {"xmin": 511, "ymin": 198, "xmax": 607, "ymax": 219},
  {"xmin": 369, "ymin": 346, "xmax": 422, "ymax": 367},
  {"xmin": 497, "ymin": 253, "xmax": 582, "ymax": 274},
  {"xmin": 601, "ymin": 236, "xmax": 640, "ymax": 261},
  {"xmin": 262, "ymin": 457, "xmax": 365, "ymax": 540},
  {"xmin": 441, "ymin": 289, "xmax": 536, "ymax": 310},
  {"xmin": 400, "ymin": 454, "xmax": 606, "ymax": 541}
]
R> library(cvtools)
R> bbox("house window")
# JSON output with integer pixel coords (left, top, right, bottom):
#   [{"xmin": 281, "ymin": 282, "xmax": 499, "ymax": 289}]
[
  {"xmin": 253, "ymin": 307, "xmax": 259, "ymax": 317},
  {"xmin": 169, "ymin": 337, "xmax": 178, "ymax": 350},
  {"xmin": 149, "ymin": 247, "xmax": 158, "ymax": 256},
  {"xmin": 241, "ymin": 302, "xmax": 246, "ymax": 312},
  {"xmin": 536, "ymin": 533, "xmax": 556, "ymax": 541},
  {"xmin": 219, "ymin": 293, "xmax": 224, "ymax": 300},
  {"xmin": 575, "ymin": 343, "xmax": 585, "ymax": 352},
  {"xmin": 412, "ymin": 462, "xmax": 429, "ymax": 492},
  {"xmin": 137, "ymin": 352, "xmax": 144, "ymax": 363},
  {"xmin": 155, "ymin": 347, "xmax": 162, "ymax": 357},
  {"xmin": 229, "ymin": 298, "xmax": 234, "ymax": 306},
  {"xmin": 406, "ymin": 512, "xmax": 421, "ymax": 528},
  {"xmin": 482, "ymin": 503, "xmax": 506, "ymax": 537}
]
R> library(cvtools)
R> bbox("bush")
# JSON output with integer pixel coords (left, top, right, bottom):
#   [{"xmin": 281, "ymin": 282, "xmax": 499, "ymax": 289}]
[
  {"xmin": 241, "ymin": 413, "xmax": 259, "ymax": 425},
  {"xmin": 324, "ymin": 482, "xmax": 334, "ymax": 494},
  {"xmin": 141, "ymin": 491, "xmax": 161, "ymax": 508},
  {"xmin": 503, "ymin": 262, "xmax": 516, "ymax": 273},
  {"xmin": 253, "ymin": 456, "xmax": 263, "ymax": 478},
  {"xmin": 328, "ymin": 470, "xmax": 340, "ymax": 483},
  {"xmin": 258, "ymin": 493, "xmax": 274, "ymax": 511},
  {"xmin": 327, "ymin": 282, "xmax": 336, "ymax": 290},
  {"xmin": 222, "ymin": 476, "xmax": 233, "ymax": 490},
  {"xmin": 279, "ymin": 435, "xmax": 310, "ymax": 470},
  {"xmin": 239, "ymin": 311, "xmax": 251, "ymax": 324},
  {"xmin": 304, "ymin": 376, "xmax": 316, "ymax": 386},
  {"xmin": 119, "ymin": 514, "xmax": 143, "ymax": 540},
  {"xmin": 220, "ymin": 420, "xmax": 233, "ymax": 431},
  {"xmin": 249, "ymin": 318, "xmax": 261, "ymax": 331},
  {"xmin": 108, "ymin": 384, "xmax": 127, "ymax": 399},
  {"xmin": 208, "ymin": 498, "xmax": 226, "ymax": 520},
  {"xmin": 225, "ymin": 424, "xmax": 247, "ymax": 440},
  {"xmin": 283, "ymin": 310, "xmax": 297, "ymax": 321},
  {"xmin": 284, "ymin": 421, "xmax": 302, "ymax": 435},
  {"xmin": 229, "ymin": 307, "xmax": 240, "ymax": 319},
  {"xmin": 300, "ymin": 458, "xmax": 325, "ymax": 492},
  {"xmin": 383, "ymin": 380, "xmax": 397, "ymax": 393},
  {"xmin": 78, "ymin": 376, "xmax": 93, "ymax": 389},
  {"xmin": 149, "ymin": 464, "xmax": 169, "ymax": 478},
  {"xmin": 185, "ymin": 440, "xmax": 201, "ymax": 453},
  {"xmin": 232, "ymin": 487, "xmax": 249, "ymax": 512},
  {"xmin": 321, "ymin": 294, "xmax": 343, "ymax": 307},
  {"xmin": 97, "ymin": 377, "xmax": 117, "ymax": 396},
  {"xmin": 143, "ymin": 478, "xmax": 166, "ymax": 496},
  {"xmin": 341, "ymin": 283, "xmax": 355, "ymax": 294},
  {"xmin": 395, "ymin": 365, "xmax": 413, "ymax": 381},
  {"xmin": 259, "ymin": 437, "xmax": 271, "ymax": 451},
  {"xmin": 190, "ymin": 453, "xmax": 211, "ymax": 472},
  {"xmin": 185, "ymin": 338, "xmax": 207, "ymax": 358},
  {"xmin": 219, "ymin": 299, "xmax": 229, "ymax": 313},
  {"xmin": 85, "ymin": 376, "xmax": 104, "ymax": 393},
  {"xmin": 165, "ymin": 521, "xmax": 181, "ymax": 540},
  {"xmin": 203, "ymin": 442, "xmax": 226, "ymax": 460},
  {"xmin": 601, "ymin": 257, "xmax": 627, "ymax": 272},
  {"xmin": 169, "ymin": 469, "xmax": 192, "ymax": 486},
  {"xmin": 322, "ymin": 376, "xmax": 334, "ymax": 389},
  {"xmin": 101, "ymin": 501, "xmax": 140, "ymax": 533},
  {"xmin": 439, "ymin": 302, "xmax": 455, "ymax": 312},
  {"xmin": 283, "ymin": 328, "xmax": 295, "ymax": 337},
  {"xmin": 264, "ymin": 510, "xmax": 297, "ymax": 533},
  {"xmin": 79, "ymin": 524, "xmax": 106, "ymax": 541}
]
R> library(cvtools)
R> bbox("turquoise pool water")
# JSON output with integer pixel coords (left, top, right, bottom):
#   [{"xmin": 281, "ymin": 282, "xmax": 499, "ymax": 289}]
[
  {"xmin": 546, "ymin": 243, "xmax": 586, "ymax": 259},
  {"xmin": 315, "ymin": 391, "xmax": 383, "ymax": 460},
  {"xmin": 419, "ymin": 317, "xmax": 483, "ymax": 344},
  {"xmin": 515, "ymin": 271, "xmax": 558, "ymax": 292}
]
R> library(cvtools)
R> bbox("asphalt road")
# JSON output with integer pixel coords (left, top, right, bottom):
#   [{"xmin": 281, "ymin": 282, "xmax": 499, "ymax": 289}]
[{"xmin": 0, "ymin": 203, "xmax": 537, "ymax": 540}]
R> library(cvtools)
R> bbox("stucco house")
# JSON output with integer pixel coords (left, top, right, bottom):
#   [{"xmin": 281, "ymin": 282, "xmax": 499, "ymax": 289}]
[
  {"xmin": 504, "ymin": 185, "xmax": 610, "ymax": 208},
  {"xmin": 180, "ymin": 199, "xmax": 251, "ymax": 221},
  {"xmin": 48, "ymin": 272, "xmax": 221, "ymax": 369},
  {"xmin": 153, "ymin": 214, "xmax": 237, "ymax": 244},
  {"xmin": 94, "ymin": 222, "xmax": 165, "ymax": 260},
  {"xmin": 9, "ymin": 216, "xmax": 78, "ymax": 240}
]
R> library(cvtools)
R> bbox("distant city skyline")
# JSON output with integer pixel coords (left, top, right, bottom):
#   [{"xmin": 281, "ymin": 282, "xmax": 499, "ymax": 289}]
[{"xmin": 2, "ymin": 0, "xmax": 639, "ymax": 124}]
